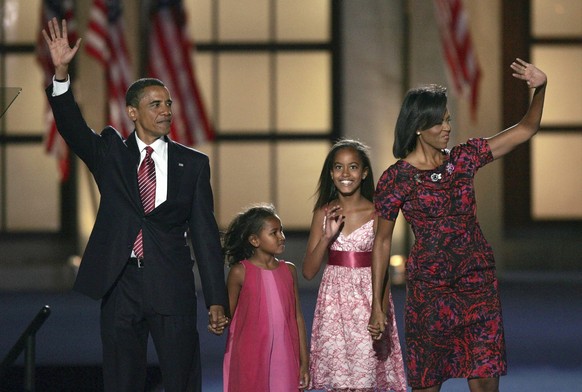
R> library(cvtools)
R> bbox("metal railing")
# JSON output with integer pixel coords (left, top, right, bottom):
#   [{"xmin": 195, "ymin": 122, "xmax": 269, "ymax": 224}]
[{"xmin": 0, "ymin": 305, "xmax": 51, "ymax": 392}]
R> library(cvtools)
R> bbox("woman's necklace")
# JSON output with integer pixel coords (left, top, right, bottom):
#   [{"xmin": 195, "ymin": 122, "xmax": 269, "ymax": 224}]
[{"xmin": 430, "ymin": 172, "xmax": 442, "ymax": 182}]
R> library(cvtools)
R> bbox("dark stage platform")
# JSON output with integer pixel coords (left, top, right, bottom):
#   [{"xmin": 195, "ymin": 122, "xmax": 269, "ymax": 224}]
[{"xmin": 1, "ymin": 274, "xmax": 581, "ymax": 391}]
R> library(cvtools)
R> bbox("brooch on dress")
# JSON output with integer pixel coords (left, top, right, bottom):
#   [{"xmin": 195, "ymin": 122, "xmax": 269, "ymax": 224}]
[
  {"xmin": 414, "ymin": 174, "xmax": 422, "ymax": 184},
  {"xmin": 446, "ymin": 163, "xmax": 455, "ymax": 174},
  {"xmin": 430, "ymin": 173, "xmax": 442, "ymax": 182}
]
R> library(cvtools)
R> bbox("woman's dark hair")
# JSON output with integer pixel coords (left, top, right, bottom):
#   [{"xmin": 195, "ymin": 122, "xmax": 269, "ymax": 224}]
[
  {"xmin": 313, "ymin": 139, "xmax": 374, "ymax": 211},
  {"xmin": 125, "ymin": 78, "xmax": 165, "ymax": 107},
  {"xmin": 393, "ymin": 84, "xmax": 448, "ymax": 158},
  {"xmin": 223, "ymin": 204, "xmax": 279, "ymax": 266}
]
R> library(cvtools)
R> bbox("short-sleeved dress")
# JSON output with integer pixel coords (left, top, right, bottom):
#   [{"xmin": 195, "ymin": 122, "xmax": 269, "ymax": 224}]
[
  {"xmin": 309, "ymin": 219, "xmax": 407, "ymax": 392},
  {"xmin": 375, "ymin": 138, "xmax": 507, "ymax": 389},
  {"xmin": 223, "ymin": 260, "xmax": 301, "ymax": 392}
]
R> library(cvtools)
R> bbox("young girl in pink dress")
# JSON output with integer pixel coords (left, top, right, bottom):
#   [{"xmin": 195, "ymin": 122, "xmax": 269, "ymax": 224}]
[
  {"xmin": 223, "ymin": 204, "xmax": 310, "ymax": 391},
  {"xmin": 303, "ymin": 139, "xmax": 406, "ymax": 391}
]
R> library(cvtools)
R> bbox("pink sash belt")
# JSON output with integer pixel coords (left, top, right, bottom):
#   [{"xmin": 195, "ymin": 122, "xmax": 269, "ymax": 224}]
[{"xmin": 328, "ymin": 250, "xmax": 371, "ymax": 268}]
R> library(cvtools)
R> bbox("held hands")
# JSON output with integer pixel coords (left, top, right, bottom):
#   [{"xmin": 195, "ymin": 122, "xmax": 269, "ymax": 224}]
[
  {"xmin": 41, "ymin": 17, "xmax": 82, "ymax": 79},
  {"xmin": 510, "ymin": 58, "xmax": 547, "ymax": 89},
  {"xmin": 367, "ymin": 309, "xmax": 387, "ymax": 341},
  {"xmin": 298, "ymin": 366, "xmax": 310, "ymax": 390},
  {"xmin": 207, "ymin": 305, "xmax": 230, "ymax": 336}
]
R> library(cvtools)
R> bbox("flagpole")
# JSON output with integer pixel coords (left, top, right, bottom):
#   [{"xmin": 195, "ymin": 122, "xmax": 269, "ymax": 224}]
[
  {"xmin": 402, "ymin": 0, "xmax": 411, "ymax": 96},
  {"xmin": 402, "ymin": 0, "xmax": 412, "ymax": 258}
]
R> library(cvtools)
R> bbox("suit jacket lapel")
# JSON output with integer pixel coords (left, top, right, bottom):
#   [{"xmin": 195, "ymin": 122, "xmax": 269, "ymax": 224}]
[
  {"xmin": 166, "ymin": 138, "xmax": 184, "ymax": 202},
  {"xmin": 125, "ymin": 131, "xmax": 142, "ymax": 207},
  {"xmin": 127, "ymin": 134, "xmax": 183, "ymax": 212}
]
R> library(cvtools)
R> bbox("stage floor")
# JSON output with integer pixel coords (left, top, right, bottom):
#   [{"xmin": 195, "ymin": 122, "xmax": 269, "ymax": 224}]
[{"xmin": 1, "ymin": 275, "xmax": 582, "ymax": 391}]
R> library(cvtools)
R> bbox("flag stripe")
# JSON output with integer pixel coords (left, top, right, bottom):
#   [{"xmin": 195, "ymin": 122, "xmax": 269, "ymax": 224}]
[
  {"xmin": 434, "ymin": 0, "xmax": 481, "ymax": 120},
  {"xmin": 85, "ymin": 0, "xmax": 134, "ymax": 138},
  {"xmin": 148, "ymin": 1, "xmax": 214, "ymax": 146},
  {"xmin": 150, "ymin": 15, "xmax": 188, "ymax": 143}
]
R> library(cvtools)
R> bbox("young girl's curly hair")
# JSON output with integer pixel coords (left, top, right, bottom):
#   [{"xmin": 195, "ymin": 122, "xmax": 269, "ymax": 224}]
[{"xmin": 222, "ymin": 203, "xmax": 278, "ymax": 267}]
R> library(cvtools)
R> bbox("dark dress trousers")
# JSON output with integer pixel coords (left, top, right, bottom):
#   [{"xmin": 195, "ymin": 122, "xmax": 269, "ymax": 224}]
[{"xmin": 47, "ymin": 85, "xmax": 227, "ymax": 391}]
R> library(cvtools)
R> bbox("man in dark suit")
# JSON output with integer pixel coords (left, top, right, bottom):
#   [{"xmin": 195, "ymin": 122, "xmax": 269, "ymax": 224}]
[{"xmin": 42, "ymin": 18, "xmax": 229, "ymax": 391}]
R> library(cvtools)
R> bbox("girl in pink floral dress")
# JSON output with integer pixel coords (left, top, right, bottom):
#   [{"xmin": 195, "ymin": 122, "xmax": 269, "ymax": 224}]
[{"xmin": 303, "ymin": 139, "xmax": 406, "ymax": 392}]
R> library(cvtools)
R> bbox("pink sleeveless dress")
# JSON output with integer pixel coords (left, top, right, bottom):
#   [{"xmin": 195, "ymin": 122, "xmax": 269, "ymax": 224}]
[
  {"xmin": 309, "ymin": 219, "xmax": 406, "ymax": 391},
  {"xmin": 223, "ymin": 260, "xmax": 301, "ymax": 392}
]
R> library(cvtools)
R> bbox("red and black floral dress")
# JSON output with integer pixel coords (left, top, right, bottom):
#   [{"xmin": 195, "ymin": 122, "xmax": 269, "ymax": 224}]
[{"xmin": 375, "ymin": 138, "xmax": 507, "ymax": 389}]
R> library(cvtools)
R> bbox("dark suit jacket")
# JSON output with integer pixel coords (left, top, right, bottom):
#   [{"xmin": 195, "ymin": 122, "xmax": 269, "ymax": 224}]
[{"xmin": 47, "ymin": 85, "xmax": 227, "ymax": 315}]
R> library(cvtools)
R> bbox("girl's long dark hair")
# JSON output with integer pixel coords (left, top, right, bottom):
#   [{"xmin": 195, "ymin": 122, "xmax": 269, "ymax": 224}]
[
  {"xmin": 393, "ymin": 84, "xmax": 448, "ymax": 158},
  {"xmin": 313, "ymin": 139, "xmax": 374, "ymax": 211},
  {"xmin": 222, "ymin": 204, "xmax": 278, "ymax": 266}
]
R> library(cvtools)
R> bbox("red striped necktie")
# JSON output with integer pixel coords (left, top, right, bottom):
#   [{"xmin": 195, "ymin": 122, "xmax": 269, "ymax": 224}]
[{"xmin": 133, "ymin": 146, "xmax": 156, "ymax": 259}]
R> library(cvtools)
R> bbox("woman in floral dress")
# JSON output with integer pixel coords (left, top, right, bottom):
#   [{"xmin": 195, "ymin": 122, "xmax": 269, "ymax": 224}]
[{"xmin": 368, "ymin": 59, "xmax": 547, "ymax": 391}]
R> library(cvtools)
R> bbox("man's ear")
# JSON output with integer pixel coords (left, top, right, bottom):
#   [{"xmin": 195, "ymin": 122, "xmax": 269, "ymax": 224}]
[{"xmin": 127, "ymin": 106, "xmax": 137, "ymax": 121}]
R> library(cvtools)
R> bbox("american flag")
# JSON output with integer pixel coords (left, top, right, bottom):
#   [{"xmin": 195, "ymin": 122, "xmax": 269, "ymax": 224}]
[
  {"xmin": 36, "ymin": 0, "xmax": 76, "ymax": 181},
  {"xmin": 85, "ymin": 0, "xmax": 134, "ymax": 138},
  {"xmin": 433, "ymin": 0, "xmax": 481, "ymax": 121},
  {"xmin": 148, "ymin": 0, "xmax": 214, "ymax": 145}
]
